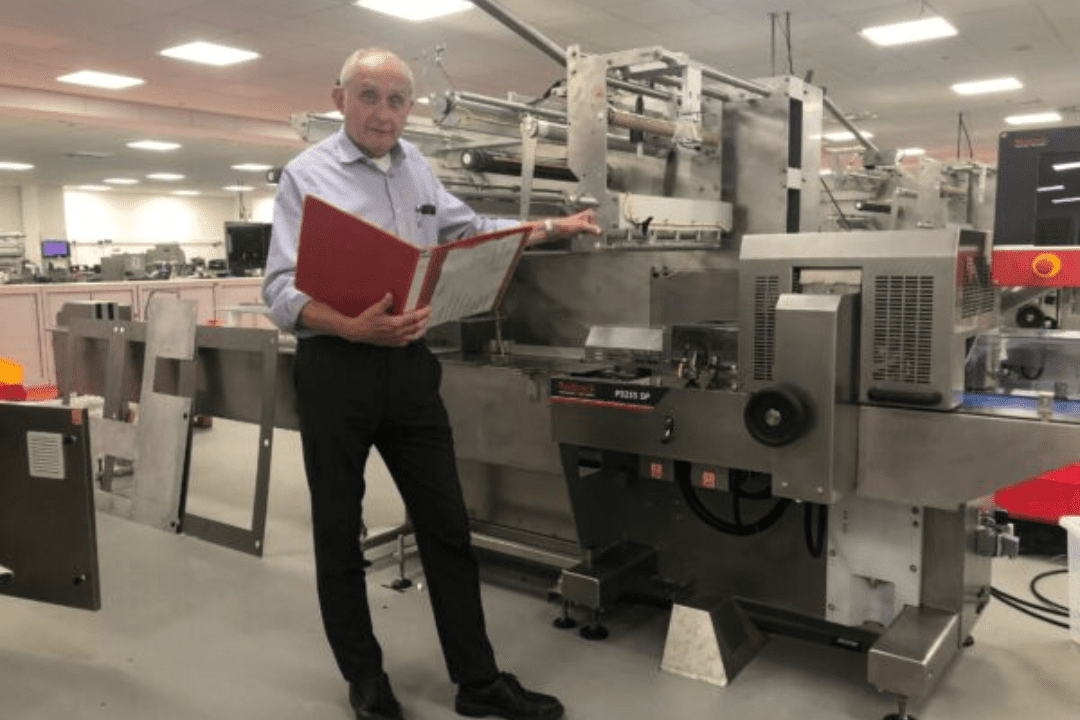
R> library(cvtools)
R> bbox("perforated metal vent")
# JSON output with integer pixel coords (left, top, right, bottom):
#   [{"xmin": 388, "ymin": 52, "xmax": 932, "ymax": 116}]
[
  {"xmin": 872, "ymin": 276, "xmax": 933, "ymax": 385},
  {"xmin": 27, "ymin": 431, "xmax": 65, "ymax": 480},
  {"xmin": 959, "ymin": 255, "xmax": 994, "ymax": 318},
  {"xmin": 753, "ymin": 275, "xmax": 780, "ymax": 381}
]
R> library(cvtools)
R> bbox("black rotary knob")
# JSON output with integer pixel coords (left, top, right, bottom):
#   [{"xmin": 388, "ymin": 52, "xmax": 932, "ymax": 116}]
[
  {"xmin": 1015, "ymin": 304, "xmax": 1045, "ymax": 329},
  {"xmin": 744, "ymin": 385, "xmax": 811, "ymax": 447}
]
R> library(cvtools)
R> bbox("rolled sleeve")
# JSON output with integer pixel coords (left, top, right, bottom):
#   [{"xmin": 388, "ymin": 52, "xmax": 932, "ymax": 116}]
[{"xmin": 262, "ymin": 168, "xmax": 312, "ymax": 333}]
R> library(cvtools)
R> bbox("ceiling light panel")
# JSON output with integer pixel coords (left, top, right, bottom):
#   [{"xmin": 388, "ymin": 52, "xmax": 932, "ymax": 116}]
[
  {"xmin": 223, "ymin": 185, "xmax": 255, "ymax": 191},
  {"xmin": 57, "ymin": 70, "xmax": 144, "ymax": 89},
  {"xmin": 74, "ymin": 185, "xmax": 111, "ymax": 191},
  {"xmin": 1005, "ymin": 111, "xmax": 1063, "ymax": 125},
  {"xmin": 1051, "ymin": 196, "xmax": 1080, "ymax": 204},
  {"xmin": 355, "ymin": 0, "xmax": 473, "ymax": 22},
  {"xmin": 128, "ymin": 140, "xmax": 181, "ymax": 151},
  {"xmin": 231, "ymin": 163, "xmax": 273, "ymax": 172},
  {"xmin": 147, "ymin": 173, "xmax": 185, "ymax": 180},
  {"xmin": 1037, "ymin": 185, "xmax": 1065, "ymax": 192},
  {"xmin": 951, "ymin": 77, "xmax": 1023, "ymax": 95},
  {"xmin": 1052, "ymin": 161, "xmax": 1080, "ymax": 172},
  {"xmin": 859, "ymin": 17, "xmax": 957, "ymax": 47},
  {"xmin": 172, "ymin": 190, "xmax": 201, "ymax": 196},
  {"xmin": 0, "ymin": 162, "xmax": 34, "ymax": 171},
  {"xmin": 104, "ymin": 178, "xmax": 139, "ymax": 184},
  {"xmin": 160, "ymin": 41, "xmax": 260, "ymax": 66}
]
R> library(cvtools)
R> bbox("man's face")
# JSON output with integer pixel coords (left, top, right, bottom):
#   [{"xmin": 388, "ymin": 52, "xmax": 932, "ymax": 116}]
[{"xmin": 332, "ymin": 58, "xmax": 414, "ymax": 159}]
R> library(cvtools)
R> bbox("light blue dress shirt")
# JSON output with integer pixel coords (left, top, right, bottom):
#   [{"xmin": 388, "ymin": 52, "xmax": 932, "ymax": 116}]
[{"xmin": 262, "ymin": 128, "xmax": 517, "ymax": 336}]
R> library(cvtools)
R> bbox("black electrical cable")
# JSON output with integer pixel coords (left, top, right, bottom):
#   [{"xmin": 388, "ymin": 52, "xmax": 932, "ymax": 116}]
[
  {"xmin": 730, "ymin": 471, "xmax": 743, "ymax": 526},
  {"xmin": 991, "ymin": 586, "xmax": 1068, "ymax": 617},
  {"xmin": 1030, "ymin": 568, "xmax": 1069, "ymax": 613},
  {"xmin": 820, "ymin": 177, "xmax": 853, "ymax": 230},
  {"xmin": 804, "ymin": 502, "xmax": 828, "ymax": 558},
  {"xmin": 675, "ymin": 461, "xmax": 791, "ymax": 537},
  {"xmin": 989, "ymin": 588, "xmax": 1070, "ymax": 629},
  {"xmin": 728, "ymin": 468, "xmax": 773, "ymax": 500},
  {"xmin": 779, "ymin": 11, "xmax": 795, "ymax": 75},
  {"xmin": 959, "ymin": 111, "xmax": 967, "ymax": 159},
  {"xmin": 960, "ymin": 114, "xmax": 974, "ymax": 159}
]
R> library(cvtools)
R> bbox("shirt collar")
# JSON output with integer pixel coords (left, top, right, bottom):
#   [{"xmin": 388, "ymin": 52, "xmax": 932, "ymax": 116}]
[{"xmin": 331, "ymin": 128, "xmax": 404, "ymax": 167}]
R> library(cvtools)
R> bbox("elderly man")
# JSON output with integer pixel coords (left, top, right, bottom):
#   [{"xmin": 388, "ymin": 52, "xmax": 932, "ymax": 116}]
[{"xmin": 263, "ymin": 48, "xmax": 600, "ymax": 720}]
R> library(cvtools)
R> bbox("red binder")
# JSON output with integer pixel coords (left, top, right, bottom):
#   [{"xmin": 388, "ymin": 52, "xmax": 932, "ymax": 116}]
[{"xmin": 295, "ymin": 195, "xmax": 531, "ymax": 325}]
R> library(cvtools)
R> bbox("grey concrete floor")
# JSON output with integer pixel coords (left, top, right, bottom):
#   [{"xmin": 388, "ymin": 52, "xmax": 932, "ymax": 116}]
[{"xmin": 2, "ymin": 419, "xmax": 1078, "ymax": 720}]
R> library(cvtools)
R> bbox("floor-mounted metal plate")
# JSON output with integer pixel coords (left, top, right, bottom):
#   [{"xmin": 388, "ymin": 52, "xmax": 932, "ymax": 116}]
[{"xmin": 0, "ymin": 403, "xmax": 100, "ymax": 610}]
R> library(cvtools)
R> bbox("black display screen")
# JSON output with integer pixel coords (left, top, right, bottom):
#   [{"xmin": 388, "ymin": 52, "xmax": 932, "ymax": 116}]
[
  {"xmin": 224, "ymin": 222, "xmax": 272, "ymax": 273},
  {"xmin": 995, "ymin": 126, "xmax": 1080, "ymax": 246}
]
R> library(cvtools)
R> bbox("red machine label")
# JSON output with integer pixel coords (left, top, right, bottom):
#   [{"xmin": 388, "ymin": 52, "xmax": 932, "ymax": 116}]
[{"xmin": 993, "ymin": 247, "xmax": 1080, "ymax": 287}]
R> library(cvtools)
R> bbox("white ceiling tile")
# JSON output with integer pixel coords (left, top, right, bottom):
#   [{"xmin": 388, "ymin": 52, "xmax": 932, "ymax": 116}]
[{"xmin": 604, "ymin": 0, "xmax": 715, "ymax": 23}]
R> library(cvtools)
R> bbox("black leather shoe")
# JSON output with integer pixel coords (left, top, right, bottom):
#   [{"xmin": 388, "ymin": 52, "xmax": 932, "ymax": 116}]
[
  {"xmin": 349, "ymin": 673, "xmax": 404, "ymax": 720},
  {"xmin": 455, "ymin": 673, "xmax": 564, "ymax": 720}
]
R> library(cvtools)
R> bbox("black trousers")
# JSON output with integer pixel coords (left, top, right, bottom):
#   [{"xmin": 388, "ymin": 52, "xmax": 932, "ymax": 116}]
[{"xmin": 293, "ymin": 336, "xmax": 498, "ymax": 685}]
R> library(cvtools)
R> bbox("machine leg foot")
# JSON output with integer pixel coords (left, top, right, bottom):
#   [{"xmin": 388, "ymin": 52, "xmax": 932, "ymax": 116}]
[
  {"xmin": 963, "ymin": 636, "xmax": 975, "ymax": 648},
  {"xmin": 883, "ymin": 696, "xmax": 916, "ymax": 720},
  {"xmin": 389, "ymin": 578, "xmax": 412, "ymax": 591},
  {"xmin": 579, "ymin": 611, "xmax": 608, "ymax": 640},
  {"xmin": 553, "ymin": 601, "xmax": 577, "ymax": 629}
]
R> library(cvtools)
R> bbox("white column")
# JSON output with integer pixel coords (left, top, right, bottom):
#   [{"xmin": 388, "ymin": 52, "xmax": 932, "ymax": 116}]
[{"xmin": 19, "ymin": 184, "xmax": 67, "ymax": 267}]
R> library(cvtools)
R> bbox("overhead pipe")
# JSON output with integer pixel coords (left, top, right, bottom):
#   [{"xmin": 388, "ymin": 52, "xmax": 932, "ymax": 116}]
[
  {"xmin": 823, "ymin": 95, "xmax": 880, "ymax": 156},
  {"xmin": 699, "ymin": 66, "xmax": 771, "ymax": 97},
  {"xmin": 456, "ymin": 91, "xmax": 568, "ymax": 121},
  {"xmin": 468, "ymin": 0, "xmax": 755, "ymax": 104},
  {"xmin": 469, "ymin": 0, "xmax": 568, "ymax": 67},
  {"xmin": 453, "ymin": 90, "xmax": 719, "ymax": 147}
]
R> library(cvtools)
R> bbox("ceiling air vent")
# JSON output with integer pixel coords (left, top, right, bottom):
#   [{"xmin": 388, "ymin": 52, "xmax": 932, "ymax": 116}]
[
  {"xmin": 27, "ymin": 431, "xmax": 65, "ymax": 480},
  {"xmin": 65, "ymin": 151, "xmax": 115, "ymax": 159}
]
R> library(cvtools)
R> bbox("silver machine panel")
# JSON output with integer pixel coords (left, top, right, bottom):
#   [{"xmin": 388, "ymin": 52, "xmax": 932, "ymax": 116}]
[
  {"xmin": 417, "ymin": 4, "xmax": 1078, "ymax": 716},
  {"xmin": 737, "ymin": 227, "xmax": 997, "ymax": 410}
]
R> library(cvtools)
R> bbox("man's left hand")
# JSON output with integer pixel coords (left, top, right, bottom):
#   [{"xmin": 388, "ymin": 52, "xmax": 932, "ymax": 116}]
[
  {"xmin": 529, "ymin": 210, "xmax": 603, "ymax": 246},
  {"xmin": 553, "ymin": 209, "xmax": 603, "ymax": 238}
]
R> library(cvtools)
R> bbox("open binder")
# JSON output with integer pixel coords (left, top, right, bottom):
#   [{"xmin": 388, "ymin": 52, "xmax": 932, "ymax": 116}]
[{"xmin": 295, "ymin": 194, "xmax": 531, "ymax": 327}]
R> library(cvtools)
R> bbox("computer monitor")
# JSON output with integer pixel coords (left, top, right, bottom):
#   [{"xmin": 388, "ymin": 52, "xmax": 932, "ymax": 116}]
[
  {"xmin": 41, "ymin": 239, "xmax": 70, "ymax": 258},
  {"xmin": 224, "ymin": 222, "xmax": 272, "ymax": 275},
  {"xmin": 995, "ymin": 125, "xmax": 1080, "ymax": 247}
]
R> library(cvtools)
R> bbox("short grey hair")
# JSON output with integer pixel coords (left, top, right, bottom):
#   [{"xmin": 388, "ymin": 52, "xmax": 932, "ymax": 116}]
[{"xmin": 338, "ymin": 48, "xmax": 415, "ymax": 94}]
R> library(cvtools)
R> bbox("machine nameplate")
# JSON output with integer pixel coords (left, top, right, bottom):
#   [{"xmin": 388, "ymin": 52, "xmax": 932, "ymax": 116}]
[{"xmin": 549, "ymin": 378, "xmax": 668, "ymax": 410}]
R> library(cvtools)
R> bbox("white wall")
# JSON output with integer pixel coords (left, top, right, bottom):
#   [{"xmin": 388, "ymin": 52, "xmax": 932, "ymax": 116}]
[
  {"xmin": 251, "ymin": 196, "xmax": 274, "ymax": 223},
  {"xmin": 65, "ymin": 190, "xmax": 276, "ymax": 266},
  {"xmin": 0, "ymin": 187, "xmax": 22, "ymax": 234}
]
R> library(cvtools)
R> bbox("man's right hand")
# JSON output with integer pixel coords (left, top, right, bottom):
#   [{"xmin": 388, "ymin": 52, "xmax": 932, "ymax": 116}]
[
  {"xmin": 340, "ymin": 293, "xmax": 431, "ymax": 346},
  {"xmin": 300, "ymin": 294, "xmax": 431, "ymax": 346}
]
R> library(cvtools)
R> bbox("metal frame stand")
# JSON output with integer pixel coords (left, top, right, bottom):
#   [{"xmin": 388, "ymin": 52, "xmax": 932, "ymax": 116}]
[{"xmin": 58, "ymin": 300, "xmax": 281, "ymax": 556}]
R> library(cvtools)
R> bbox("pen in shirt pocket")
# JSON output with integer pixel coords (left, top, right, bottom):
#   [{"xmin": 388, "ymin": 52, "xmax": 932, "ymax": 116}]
[
  {"xmin": 416, "ymin": 204, "xmax": 436, "ymax": 229},
  {"xmin": 417, "ymin": 204, "xmax": 436, "ymax": 216}
]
